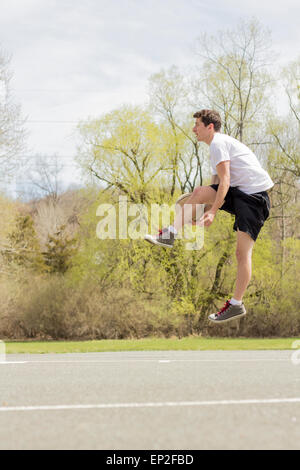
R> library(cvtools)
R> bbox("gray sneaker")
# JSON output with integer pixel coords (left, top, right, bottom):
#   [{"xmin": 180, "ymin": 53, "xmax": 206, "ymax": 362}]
[
  {"xmin": 208, "ymin": 300, "xmax": 246, "ymax": 323},
  {"xmin": 144, "ymin": 228, "xmax": 175, "ymax": 248}
]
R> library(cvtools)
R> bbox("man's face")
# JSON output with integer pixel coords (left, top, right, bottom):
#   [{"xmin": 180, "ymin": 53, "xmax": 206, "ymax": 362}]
[{"xmin": 193, "ymin": 118, "xmax": 212, "ymax": 142}]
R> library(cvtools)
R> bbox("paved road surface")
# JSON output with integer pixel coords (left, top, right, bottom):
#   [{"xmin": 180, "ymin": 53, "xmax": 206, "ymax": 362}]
[{"xmin": 0, "ymin": 350, "xmax": 299, "ymax": 449}]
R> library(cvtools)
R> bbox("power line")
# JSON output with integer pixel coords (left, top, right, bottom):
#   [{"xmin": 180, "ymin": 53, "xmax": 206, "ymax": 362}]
[
  {"xmin": 18, "ymin": 120, "xmax": 79, "ymax": 123},
  {"xmin": 17, "ymin": 155, "xmax": 78, "ymax": 159},
  {"xmin": 29, "ymin": 121, "xmax": 79, "ymax": 123},
  {"xmin": 14, "ymin": 90, "xmax": 104, "ymax": 93}
]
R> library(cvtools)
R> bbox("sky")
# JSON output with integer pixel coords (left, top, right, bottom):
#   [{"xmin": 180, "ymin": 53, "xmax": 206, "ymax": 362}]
[{"xmin": 1, "ymin": 0, "xmax": 300, "ymax": 197}]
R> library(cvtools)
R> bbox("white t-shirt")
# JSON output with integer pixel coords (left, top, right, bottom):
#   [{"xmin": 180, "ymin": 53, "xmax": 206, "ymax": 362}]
[{"xmin": 209, "ymin": 133, "xmax": 274, "ymax": 194}]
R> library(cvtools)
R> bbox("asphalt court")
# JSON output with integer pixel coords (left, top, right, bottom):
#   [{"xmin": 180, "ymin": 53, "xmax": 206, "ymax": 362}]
[{"xmin": 0, "ymin": 350, "xmax": 299, "ymax": 449}]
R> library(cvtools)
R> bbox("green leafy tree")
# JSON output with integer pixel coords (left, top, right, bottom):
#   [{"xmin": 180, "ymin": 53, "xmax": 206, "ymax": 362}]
[
  {"xmin": 77, "ymin": 105, "xmax": 170, "ymax": 204},
  {"xmin": 43, "ymin": 225, "xmax": 77, "ymax": 274},
  {"xmin": 2, "ymin": 214, "xmax": 45, "ymax": 272}
]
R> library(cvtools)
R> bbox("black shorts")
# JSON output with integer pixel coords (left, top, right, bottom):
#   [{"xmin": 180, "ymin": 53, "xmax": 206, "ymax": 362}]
[{"xmin": 210, "ymin": 184, "xmax": 271, "ymax": 241}]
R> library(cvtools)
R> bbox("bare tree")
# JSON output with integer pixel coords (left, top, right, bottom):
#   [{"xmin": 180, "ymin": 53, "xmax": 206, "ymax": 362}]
[
  {"xmin": 267, "ymin": 58, "xmax": 300, "ymax": 282},
  {"xmin": 0, "ymin": 49, "xmax": 26, "ymax": 181},
  {"xmin": 22, "ymin": 153, "xmax": 65, "ymax": 204},
  {"xmin": 269, "ymin": 58, "xmax": 300, "ymax": 178},
  {"xmin": 148, "ymin": 67, "xmax": 207, "ymax": 193},
  {"xmin": 192, "ymin": 18, "xmax": 274, "ymax": 144},
  {"xmin": 17, "ymin": 155, "xmax": 85, "ymax": 247}
]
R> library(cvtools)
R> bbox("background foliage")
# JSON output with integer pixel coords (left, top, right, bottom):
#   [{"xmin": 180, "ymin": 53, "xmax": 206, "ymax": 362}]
[{"xmin": 1, "ymin": 20, "xmax": 300, "ymax": 339}]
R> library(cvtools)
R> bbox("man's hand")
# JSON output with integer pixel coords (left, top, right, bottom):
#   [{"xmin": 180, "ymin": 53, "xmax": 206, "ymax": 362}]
[{"xmin": 199, "ymin": 210, "xmax": 216, "ymax": 227}]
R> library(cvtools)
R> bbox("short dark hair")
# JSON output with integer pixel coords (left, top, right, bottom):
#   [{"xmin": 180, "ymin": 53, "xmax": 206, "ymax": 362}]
[{"xmin": 193, "ymin": 109, "xmax": 222, "ymax": 132}]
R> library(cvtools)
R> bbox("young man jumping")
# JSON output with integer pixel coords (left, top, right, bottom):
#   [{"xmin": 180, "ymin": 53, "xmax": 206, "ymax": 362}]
[{"xmin": 145, "ymin": 109, "xmax": 274, "ymax": 324}]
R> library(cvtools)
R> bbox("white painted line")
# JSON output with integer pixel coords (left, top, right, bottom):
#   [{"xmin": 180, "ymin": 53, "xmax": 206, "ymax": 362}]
[
  {"xmin": 0, "ymin": 398, "xmax": 300, "ymax": 412},
  {"xmin": 0, "ymin": 362, "xmax": 28, "ymax": 364},
  {"xmin": 2, "ymin": 358, "xmax": 292, "ymax": 364}
]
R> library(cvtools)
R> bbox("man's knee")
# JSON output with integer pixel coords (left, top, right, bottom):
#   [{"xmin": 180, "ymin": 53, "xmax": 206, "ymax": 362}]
[
  {"xmin": 191, "ymin": 186, "xmax": 206, "ymax": 202},
  {"xmin": 236, "ymin": 247, "xmax": 253, "ymax": 262},
  {"xmin": 236, "ymin": 230, "xmax": 255, "ymax": 261},
  {"xmin": 176, "ymin": 186, "xmax": 216, "ymax": 210}
]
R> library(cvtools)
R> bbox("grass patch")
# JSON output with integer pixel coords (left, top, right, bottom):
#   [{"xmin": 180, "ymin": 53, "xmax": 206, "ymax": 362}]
[{"xmin": 3, "ymin": 336, "xmax": 300, "ymax": 354}]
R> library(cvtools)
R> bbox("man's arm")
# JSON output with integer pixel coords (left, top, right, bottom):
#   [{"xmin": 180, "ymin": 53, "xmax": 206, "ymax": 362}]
[
  {"xmin": 210, "ymin": 161, "xmax": 230, "ymax": 214},
  {"xmin": 200, "ymin": 161, "xmax": 230, "ymax": 227},
  {"xmin": 211, "ymin": 174, "xmax": 220, "ymax": 185}
]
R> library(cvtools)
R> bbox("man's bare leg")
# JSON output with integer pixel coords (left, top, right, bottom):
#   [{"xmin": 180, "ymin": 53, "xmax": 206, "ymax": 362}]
[
  {"xmin": 233, "ymin": 230, "xmax": 255, "ymax": 301},
  {"xmin": 144, "ymin": 186, "xmax": 217, "ymax": 247},
  {"xmin": 208, "ymin": 230, "xmax": 253, "ymax": 323},
  {"xmin": 174, "ymin": 186, "xmax": 218, "ymax": 232}
]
